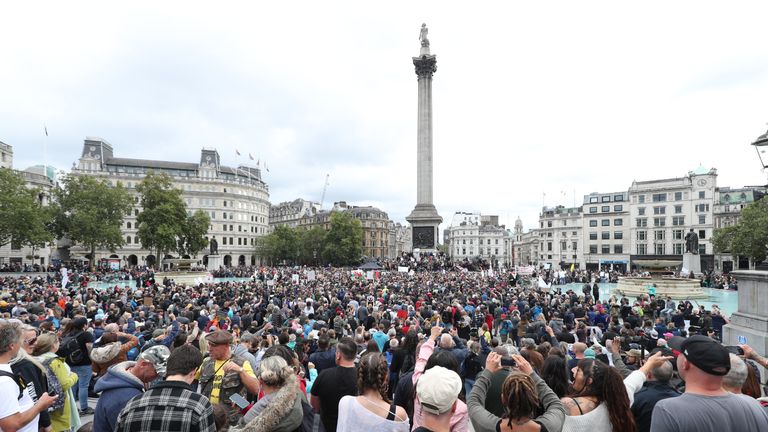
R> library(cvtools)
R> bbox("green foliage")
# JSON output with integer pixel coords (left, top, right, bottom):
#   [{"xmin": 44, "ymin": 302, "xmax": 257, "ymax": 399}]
[
  {"xmin": 712, "ymin": 198, "xmax": 768, "ymax": 263},
  {"xmin": 52, "ymin": 174, "xmax": 133, "ymax": 264},
  {"xmin": 0, "ymin": 168, "xmax": 54, "ymax": 251},
  {"xmin": 256, "ymin": 225, "xmax": 300, "ymax": 265},
  {"xmin": 178, "ymin": 210, "xmax": 211, "ymax": 257},
  {"xmin": 299, "ymin": 227, "xmax": 327, "ymax": 265},
  {"xmin": 136, "ymin": 172, "xmax": 189, "ymax": 262},
  {"xmin": 322, "ymin": 211, "xmax": 363, "ymax": 266}
]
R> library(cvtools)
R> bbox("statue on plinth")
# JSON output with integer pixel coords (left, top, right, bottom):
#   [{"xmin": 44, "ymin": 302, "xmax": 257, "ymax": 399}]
[
  {"xmin": 685, "ymin": 229, "xmax": 699, "ymax": 254},
  {"xmin": 210, "ymin": 238, "xmax": 219, "ymax": 255}
]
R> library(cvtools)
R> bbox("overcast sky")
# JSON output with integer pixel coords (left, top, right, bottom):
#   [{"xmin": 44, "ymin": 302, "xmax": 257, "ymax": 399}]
[{"xmin": 2, "ymin": 1, "xmax": 768, "ymax": 235}]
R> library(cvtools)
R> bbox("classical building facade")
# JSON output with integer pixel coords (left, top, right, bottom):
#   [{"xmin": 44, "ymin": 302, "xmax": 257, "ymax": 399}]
[
  {"xmin": 297, "ymin": 201, "xmax": 391, "ymax": 260},
  {"xmin": 388, "ymin": 222, "xmax": 412, "ymax": 258},
  {"xmin": 0, "ymin": 141, "xmax": 12, "ymax": 169},
  {"xmin": 582, "ymin": 191, "xmax": 630, "ymax": 272},
  {"xmin": 446, "ymin": 212, "xmax": 513, "ymax": 266},
  {"xmin": 270, "ymin": 199, "xmax": 321, "ymax": 229},
  {"xmin": 536, "ymin": 206, "xmax": 583, "ymax": 270},
  {"xmin": 71, "ymin": 137, "xmax": 270, "ymax": 268},
  {"xmin": 628, "ymin": 167, "xmax": 717, "ymax": 271}
]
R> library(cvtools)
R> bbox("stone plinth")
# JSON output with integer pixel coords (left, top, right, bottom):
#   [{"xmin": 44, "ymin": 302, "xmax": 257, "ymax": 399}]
[
  {"xmin": 155, "ymin": 271, "xmax": 213, "ymax": 286},
  {"xmin": 615, "ymin": 277, "xmax": 705, "ymax": 300},
  {"xmin": 683, "ymin": 253, "xmax": 702, "ymax": 276},
  {"xmin": 723, "ymin": 270, "xmax": 768, "ymax": 359},
  {"xmin": 207, "ymin": 254, "xmax": 223, "ymax": 271}
]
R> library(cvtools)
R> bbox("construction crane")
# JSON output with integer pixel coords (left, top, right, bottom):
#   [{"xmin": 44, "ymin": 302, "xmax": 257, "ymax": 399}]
[{"xmin": 319, "ymin": 174, "xmax": 330, "ymax": 209}]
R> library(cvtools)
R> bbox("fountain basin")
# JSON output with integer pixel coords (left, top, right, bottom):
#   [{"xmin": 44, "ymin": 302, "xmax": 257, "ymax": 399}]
[{"xmin": 615, "ymin": 276, "xmax": 706, "ymax": 300}]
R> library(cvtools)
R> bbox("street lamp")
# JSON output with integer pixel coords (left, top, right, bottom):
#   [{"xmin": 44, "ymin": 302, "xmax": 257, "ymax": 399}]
[{"xmin": 751, "ymin": 127, "xmax": 768, "ymax": 169}]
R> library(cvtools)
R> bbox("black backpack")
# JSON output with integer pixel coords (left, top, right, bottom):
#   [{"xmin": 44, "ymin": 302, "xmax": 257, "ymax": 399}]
[
  {"xmin": 0, "ymin": 370, "xmax": 25, "ymax": 400},
  {"xmin": 59, "ymin": 331, "xmax": 87, "ymax": 365},
  {"xmin": 299, "ymin": 397, "xmax": 325, "ymax": 432},
  {"xmin": 40, "ymin": 358, "xmax": 66, "ymax": 412}
]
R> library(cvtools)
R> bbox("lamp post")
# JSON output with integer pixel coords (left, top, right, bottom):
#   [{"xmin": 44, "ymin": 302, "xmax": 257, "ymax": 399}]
[{"xmin": 751, "ymin": 127, "xmax": 768, "ymax": 169}]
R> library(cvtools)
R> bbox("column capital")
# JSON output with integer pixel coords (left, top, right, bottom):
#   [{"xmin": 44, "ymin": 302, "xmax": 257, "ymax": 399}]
[{"xmin": 413, "ymin": 55, "xmax": 437, "ymax": 79}]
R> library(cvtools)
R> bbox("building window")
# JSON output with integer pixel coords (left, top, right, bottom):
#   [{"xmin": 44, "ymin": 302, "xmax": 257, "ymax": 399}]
[
  {"xmin": 698, "ymin": 244, "xmax": 706, "ymax": 254},
  {"xmin": 654, "ymin": 230, "xmax": 665, "ymax": 241},
  {"xmin": 572, "ymin": 241, "xmax": 578, "ymax": 251},
  {"xmin": 637, "ymin": 244, "xmax": 647, "ymax": 254},
  {"xmin": 695, "ymin": 204, "xmax": 710, "ymax": 212},
  {"xmin": 589, "ymin": 232, "xmax": 598, "ymax": 240},
  {"xmin": 654, "ymin": 244, "xmax": 666, "ymax": 254},
  {"xmin": 636, "ymin": 218, "xmax": 647, "ymax": 227},
  {"xmin": 126, "ymin": 236, "xmax": 131, "ymax": 244},
  {"xmin": 654, "ymin": 206, "xmax": 666, "ymax": 215},
  {"xmin": 674, "ymin": 205, "xmax": 683, "ymax": 214},
  {"xmin": 547, "ymin": 242, "xmax": 552, "ymax": 251},
  {"xmin": 614, "ymin": 231, "xmax": 623, "ymax": 239},
  {"xmin": 638, "ymin": 195, "xmax": 646, "ymax": 203},
  {"xmin": 614, "ymin": 219, "xmax": 623, "ymax": 226},
  {"xmin": 601, "ymin": 232, "xmax": 610, "ymax": 240},
  {"xmin": 614, "ymin": 205, "xmax": 623, "ymax": 211},
  {"xmin": 601, "ymin": 219, "xmax": 610, "ymax": 226},
  {"xmin": 652, "ymin": 193, "xmax": 667, "ymax": 202},
  {"xmin": 672, "ymin": 216, "xmax": 685, "ymax": 226},
  {"xmin": 674, "ymin": 191, "xmax": 683, "ymax": 201},
  {"xmin": 547, "ymin": 221, "xmax": 552, "ymax": 227},
  {"xmin": 602, "ymin": 196, "xmax": 610, "ymax": 202},
  {"xmin": 589, "ymin": 244, "xmax": 598, "ymax": 254},
  {"xmin": 601, "ymin": 245, "xmax": 610, "ymax": 254},
  {"xmin": 673, "ymin": 229, "xmax": 684, "ymax": 240},
  {"xmin": 638, "ymin": 207, "xmax": 646, "ymax": 216},
  {"xmin": 698, "ymin": 230, "xmax": 706, "ymax": 239},
  {"xmin": 601, "ymin": 206, "xmax": 610, "ymax": 212},
  {"xmin": 653, "ymin": 217, "xmax": 666, "ymax": 227},
  {"xmin": 223, "ymin": 225, "xmax": 227, "ymax": 231},
  {"xmin": 614, "ymin": 195, "xmax": 624, "ymax": 202},
  {"xmin": 673, "ymin": 243, "xmax": 683, "ymax": 254},
  {"xmin": 698, "ymin": 214, "xmax": 706, "ymax": 224},
  {"xmin": 590, "ymin": 197, "xmax": 599, "ymax": 203},
  {"xmin": 637, "ymin": 231, "xmax": 647, "ymax": 240},
  {"xmin": 614, "ymin": 245, "xmax": 623, "ymax": 254},
  {"xmin": 699, "ymin": 191, "xmax": 705, "ymax": 199},
  {"xmin": 589, "ymin": 220, "xmax": 598, "ymax": 227},
  {"xmin": 222, "ymin": 237, "xmax": 227, "ymax": 245}
]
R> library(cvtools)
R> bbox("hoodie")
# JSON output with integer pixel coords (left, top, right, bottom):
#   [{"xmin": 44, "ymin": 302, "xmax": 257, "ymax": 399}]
[{"xmin": 93, "ymin": 361, "xmax": 144, "ymax": 432}]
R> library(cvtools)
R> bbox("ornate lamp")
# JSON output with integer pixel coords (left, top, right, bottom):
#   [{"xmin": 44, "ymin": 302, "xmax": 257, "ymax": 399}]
[{"xmin": 751, "ymin": 128, "xmax": 768, "ymax": 169}]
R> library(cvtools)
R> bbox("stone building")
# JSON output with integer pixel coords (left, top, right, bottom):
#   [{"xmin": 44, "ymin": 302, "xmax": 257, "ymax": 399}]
[
  {"xmin": 0, "ymin": 141, "xmax": 12, "ymax": 169},
  {"xmin": 582, "ymin": 191, "xmax": 630, "ymax": 272},
  {"xmin": 71, "ymin": 137, "xmax": 270, "ymax": 268},
  {"xmin": 297, "ymin": 201, "xmax": 391, "ymax": 260},
  {"xmin": 628, "ymin": 166, "xmax": 717, "ymax": 271},
  {"xmin": 536, "ymin": 206, "xmax": 583, "ymax": 270},
  {"xmin": 713, "ymin": 186, "xmax": 766, "ymax": 272},
  {"xmin": 388, "ymin": 222, "xmax": 412, "ymax": 258},
  {"xmin": 270, "ymin": 199, "xmax": 321, "ymax": 229},
  {"xmin": 446, "ymin": 212, "xmax": 513, "ymax": 266}
]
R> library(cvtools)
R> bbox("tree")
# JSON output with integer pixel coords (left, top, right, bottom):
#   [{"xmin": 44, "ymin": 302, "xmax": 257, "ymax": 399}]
[
  {"xmin": 136, "ymin": 172, "xmax": 188, "ymax": 266},
  {"xmin": 178, "ymin": 210, "xmax": 211, "ymax": 257},
  {"xmin": 713, "ymin": 198, "xmax": 768, "ymax": 264},
  {"xmin": 256, "ymin": 225, "xmax": 299, "ymax": 265},
  {"xmin": 322, "ymin": 211, "xmax": 363, "ymax": 266},
  {"xmin": 52, "ymin": 174, "xmax": 133, "ymax": 268},
  {"xmin": 299, "ymin": 227, "xmax": 327, "ymax": 265},
  {"xmin": 0, "ymin": 168, "xmax": 54, "ymax": 258}
]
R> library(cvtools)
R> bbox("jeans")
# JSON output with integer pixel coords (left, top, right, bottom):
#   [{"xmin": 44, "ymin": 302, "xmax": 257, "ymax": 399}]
[
  {"xmin": 464, "ymin": 379, "xmax": 475, "ymax": 399},
  {"xmin": 71, "ymin": 364, "xmax": 92, "ymax": 410}
]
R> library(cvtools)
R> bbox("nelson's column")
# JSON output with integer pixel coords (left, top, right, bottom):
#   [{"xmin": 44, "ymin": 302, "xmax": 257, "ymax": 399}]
[{"xmin": 406, "ymin": 23, "xmax": 443, "ymax": 252}]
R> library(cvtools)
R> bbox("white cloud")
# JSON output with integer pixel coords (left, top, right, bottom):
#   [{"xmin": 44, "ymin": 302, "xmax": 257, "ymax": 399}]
[{"xmin": 2, "ymin": 1, "xmax": 767, "ymax": 235}]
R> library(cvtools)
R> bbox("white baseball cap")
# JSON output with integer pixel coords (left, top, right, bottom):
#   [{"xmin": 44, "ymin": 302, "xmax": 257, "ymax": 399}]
[{"xmin": 416, "ymin": 366, "xmax": 462, "ymax": 415}]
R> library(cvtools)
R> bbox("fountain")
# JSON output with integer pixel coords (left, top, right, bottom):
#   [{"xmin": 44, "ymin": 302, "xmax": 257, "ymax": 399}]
[
  {"xmin": 615, "ymin": 258, "xmax": 706, "ymax": 300},
  {"xmin": 156, "ymin": 258, "xmax": 213, "ymax": 285}
]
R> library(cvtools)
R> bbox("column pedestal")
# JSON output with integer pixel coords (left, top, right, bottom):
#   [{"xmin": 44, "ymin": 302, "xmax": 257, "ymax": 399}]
[
  {"xmin": 206, "ymin": 255, "xmax": 223, "ymax": 271},
  {"xmin": 722, "ymin": 270, "xmax": 768, "ymax": 377}
]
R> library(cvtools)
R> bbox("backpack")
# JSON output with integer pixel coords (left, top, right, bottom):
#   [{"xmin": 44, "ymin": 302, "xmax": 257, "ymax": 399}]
[
  {"xmin": 59, "ymin": 332, "xmax": 87, "ymax": 365},
  {"xmin": 299, "ymin": 397, "xmax": 326, "ymax": 432},
  {"xmin": 0, "ymin": 370, "xmax": 25, "ymax": 400},
  {"xmin": 40, "ymin": 358, "xmax": 66, "ymax": 412}
]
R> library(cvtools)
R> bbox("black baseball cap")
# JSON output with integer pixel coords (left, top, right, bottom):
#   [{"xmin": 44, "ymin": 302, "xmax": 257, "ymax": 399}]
[{"xmin": 667, "ymin": 335, "xmax": 730, "ymax": 376}]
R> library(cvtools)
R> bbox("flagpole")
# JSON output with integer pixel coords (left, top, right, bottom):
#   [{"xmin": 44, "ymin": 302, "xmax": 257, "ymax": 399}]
[{"xmin": 43, "ymin": 125, "xmax": 48, "ymax": 177}]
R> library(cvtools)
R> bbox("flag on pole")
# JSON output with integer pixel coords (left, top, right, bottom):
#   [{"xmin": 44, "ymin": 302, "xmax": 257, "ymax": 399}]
[
  {"xmin": 256, "ymin": 159, "xmax": 260, "ymax": 167},
  {"xmin": 265, "ymin": 162, "xmax": 269, "ymax": 172},
  {"xmin": 235, "ymin": 149, "xmax": 241, "ymax": 156},
  {"xmin": 44, "ymin": 126, "xmax": 48, "ymax": 137},
  {"xmin": 569, "ymin": 263, "xmax": 575, "ymax": 272},
  {"xmin": 249, "ymin": 153, "xmax": 254, "ymax": 161}
]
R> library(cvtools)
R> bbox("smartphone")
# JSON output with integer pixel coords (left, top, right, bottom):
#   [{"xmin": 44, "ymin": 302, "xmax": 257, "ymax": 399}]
[
  {"xmin": 500, "ymin": 357, "xmax": 517, "ymax": 367},
  {"xmin": 229, "ymin": 393, "xmax": 250, "ymax": 409},
  {"xmin": 725, "ymin": 346, "xmax": 744, "ymax": 355}
]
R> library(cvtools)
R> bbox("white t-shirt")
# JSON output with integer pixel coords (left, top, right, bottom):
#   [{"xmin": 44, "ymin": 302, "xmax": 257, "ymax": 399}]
[{"xmin": 0, "ymin": 363, "xmax": 38, "ymax": 432}]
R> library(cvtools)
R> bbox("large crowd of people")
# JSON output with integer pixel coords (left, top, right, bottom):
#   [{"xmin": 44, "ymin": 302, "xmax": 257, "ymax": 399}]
[{"xmin": 0, "ymin": 259, "xmax": 766, "ymax": 432}]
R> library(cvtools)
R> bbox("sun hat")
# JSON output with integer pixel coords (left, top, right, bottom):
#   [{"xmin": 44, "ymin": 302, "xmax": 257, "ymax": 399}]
[{"xmin": 416, "ymin": 366, "xmax": 462, "ymax": 415}]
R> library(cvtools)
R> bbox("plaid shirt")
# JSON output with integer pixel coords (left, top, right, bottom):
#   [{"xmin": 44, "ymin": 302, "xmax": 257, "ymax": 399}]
[{"xmin": 116, "ymin": 380, "xmax": 215, "ymax": 432}]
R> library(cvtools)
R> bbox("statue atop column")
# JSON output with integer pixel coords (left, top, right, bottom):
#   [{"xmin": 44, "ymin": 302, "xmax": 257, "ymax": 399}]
[
  {"xmin": 685, "ymin": 229, "xmax": 699, "ymax": 254},
  {"xmin": 419, "ymin": 23, "xmax": 429, "ymax": 48}
]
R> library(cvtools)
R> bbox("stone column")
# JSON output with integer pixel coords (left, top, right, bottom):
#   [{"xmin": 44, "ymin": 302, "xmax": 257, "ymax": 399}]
[
  {"xmin": 722, "ymin": 270, "xmax": 768, "ymax": 357},
  {"xmin": 406, "ymin": 27, "xmax": 442, "ymax": 252}
]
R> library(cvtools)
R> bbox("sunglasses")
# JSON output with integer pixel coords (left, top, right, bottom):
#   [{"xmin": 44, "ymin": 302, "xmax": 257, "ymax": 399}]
[{"xmin": 24, "ymin": 337, "xmax": 37, "ymax": 346}]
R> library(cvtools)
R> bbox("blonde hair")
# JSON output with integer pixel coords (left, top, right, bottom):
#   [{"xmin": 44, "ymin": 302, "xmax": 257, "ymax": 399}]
[{"xmin": 32, "ymin": 333, "xmax": 58, "ymax": 357}]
